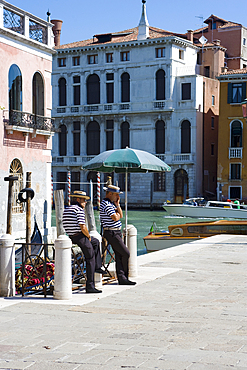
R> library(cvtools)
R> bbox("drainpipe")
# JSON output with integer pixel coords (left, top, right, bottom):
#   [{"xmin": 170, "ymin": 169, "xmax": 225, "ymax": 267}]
[{"xmin": 202, "ymin": 81, "xmax": 205, "ymax": 197}]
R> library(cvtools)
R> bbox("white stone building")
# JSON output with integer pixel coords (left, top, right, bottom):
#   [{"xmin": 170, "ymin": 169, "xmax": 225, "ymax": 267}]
[
  {"xmin": 0, "ymin": 0, "xmax": 55, "ymax": 239},
  {"xmin": 51, "ymin": 1, "xmax": 206, "ymax": 207}
]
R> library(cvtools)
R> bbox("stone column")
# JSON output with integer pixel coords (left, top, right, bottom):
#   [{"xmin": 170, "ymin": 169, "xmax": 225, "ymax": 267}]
[
  {"xmin": 0, "ymin": 234, "xmax": 15, "ymax": 297},
  {"xmin": 54, "ymin": 235, "xmax": 72, "ymax": 300}
]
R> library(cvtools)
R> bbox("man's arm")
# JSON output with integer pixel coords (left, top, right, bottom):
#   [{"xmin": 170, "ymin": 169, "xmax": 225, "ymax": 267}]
[
  {"xmin": 111, "ymin": 196, "xmax": 123, "ymax": 221},
  {"xmin": 80, "ymin": 224, "xmax": 91, "ymax": 241}
]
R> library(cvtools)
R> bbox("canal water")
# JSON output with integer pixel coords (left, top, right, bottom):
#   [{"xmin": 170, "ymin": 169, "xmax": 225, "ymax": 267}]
[{"xmin": 52, "ymin": 209, "xmax": 214, "ymax": 255}]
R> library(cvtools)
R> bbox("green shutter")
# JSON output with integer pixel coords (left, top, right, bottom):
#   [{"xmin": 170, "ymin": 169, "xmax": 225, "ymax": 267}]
[
  {"xmin": 242, "ymin": 82, "xmax": 246, "ymax": 100},
  {"xmin": 227, "ymin": 83, "xmax": 232, "ymax": 104}
]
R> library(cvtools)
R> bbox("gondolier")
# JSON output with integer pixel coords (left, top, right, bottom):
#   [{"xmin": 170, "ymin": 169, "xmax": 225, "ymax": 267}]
[
  {"xmin": 63, "ymin": 190, "xmax": 105, "ymax": 294},
  {"xmin": 100, "ymin": 185, "xmax": 136, "ymax": 286}
]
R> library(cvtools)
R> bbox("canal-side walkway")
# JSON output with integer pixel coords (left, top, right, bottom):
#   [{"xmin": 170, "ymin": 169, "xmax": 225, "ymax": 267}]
[{"xmin": 0, "ymin": 234, "xmax": 246, "ymax": 369}]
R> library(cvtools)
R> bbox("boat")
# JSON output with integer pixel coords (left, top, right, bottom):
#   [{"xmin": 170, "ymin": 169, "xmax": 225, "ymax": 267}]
[
  {"xmin": 163, "ymin": 198, "xmax": 247, "ymax": 219},
  {"xmin": 143, "ymin": 219, "xmax": 247, "ymax": 252}
]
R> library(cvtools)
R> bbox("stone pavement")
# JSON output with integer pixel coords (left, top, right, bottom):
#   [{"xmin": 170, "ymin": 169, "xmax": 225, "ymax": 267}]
[{"xmin": 0, "ymin": 234, "xmax": 246, "ymax": 370}]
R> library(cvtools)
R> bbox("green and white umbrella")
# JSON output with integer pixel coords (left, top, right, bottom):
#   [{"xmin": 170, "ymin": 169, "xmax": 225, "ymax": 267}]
[{"xmin": 83, "ymin": 148, "xmax": 171, "ymax": 243}]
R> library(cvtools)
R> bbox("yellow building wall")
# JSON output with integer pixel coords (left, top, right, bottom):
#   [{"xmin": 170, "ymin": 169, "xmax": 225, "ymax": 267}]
[{"xmin": 218, "ymin": 79, "xmax": 247, "ymax": 202}]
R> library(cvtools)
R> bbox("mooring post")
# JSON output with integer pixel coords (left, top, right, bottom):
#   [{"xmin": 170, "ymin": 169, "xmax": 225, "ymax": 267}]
[
  {"xmin": 25, "ymin": 172, "xmax": 32, "ymax": 252},
  {"xmin": 54, "ymin": 189, "xmax": 66, "ymax": 237},
  {"xmin": 85, "ymin": 201, "xmax": 102, "ymax": 288},
  {"xmin": 54, "ymin": 234, "xmax": 72, "ymax": 300},
  {"xmin": 0, "ymin": 234, "xmax": 15, "ymax": 297},
  {"xmin": 4, "ymin": 175, "xmax": 18, "ymax": 234}
]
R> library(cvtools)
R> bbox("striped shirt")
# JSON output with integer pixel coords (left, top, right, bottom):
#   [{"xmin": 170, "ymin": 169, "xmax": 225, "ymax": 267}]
[
  {"xmin": 62, "ymin": 204, "xmax": 86, "ymax": 236},
  {"xmin": 100, "ymin": 198, "xmax": 122, "ymax": 229}
]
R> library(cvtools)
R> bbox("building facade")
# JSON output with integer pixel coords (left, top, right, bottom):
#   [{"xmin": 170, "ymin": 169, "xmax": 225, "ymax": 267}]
[
  {"xmin": 0, "ymin": 1, "xmax": 55, "ymax": 239},
  {"xmin": 51, "ymin": 3, "xmax": 223, "ymax": 206},
  {"xmin": 217, "ymin": 69, "xmax": 247, "ymax": 202}
]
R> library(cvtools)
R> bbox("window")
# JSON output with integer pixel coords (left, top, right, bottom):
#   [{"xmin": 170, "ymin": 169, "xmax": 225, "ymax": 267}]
[
  {"xmin": 212, "ymin": 95, "xmax": 215, "ymax": 106},
  {"xmin": 58, "ymin": 58, "xmax": 66, "ymax": 67},
  {"xmin": 87, "ymin": 74, "xmax": 100, "ymax": 104},
  {"xmin": 181, "ymin": 83, "xmax": 191, "ymax": 100},
  {"xmin": 9, "ymin": 64, "xmax": 22, "ymax": 111},
  {"xmin": 228, "ymin": 82, "xmax": 246, "ymax": 104},
  {"xmin": 119, "ymin": 173, "xmax": 130, "ymax": 191},
  {"xmin": 154, "ymin": 172, "xmax": 166, "ymax": 191},
  {"xmin": 9, "ymin": 158, "xmax": 24, "ymax": 214},
  {"xmin": 121, "ymin": 121, "xmax": 130, "ymax": 148},
  {"xmin": 73, "ymin": 75, "xmax": 80, "ymax": 106},
  {"xmin": 87, "ymin": 54, "xmax": 98, "ymax": 64},
  {"xmin": 72, "ymin": 56, "xmax": 80, "ymax": 66},
  {"xmin": 156, "ymin": 69, "xmax": 165, "ymax": 100},
  {"xmin": 212, "ymin": 22, "xmax": 216, "ymax": 30},
  {"xmin": 121, "ymin": 72, "xmax": 130, "ymax": 102},
  {"xmin": 211, "ymin": 144, "xmax": 215, "ymax": 156},
  {"xmin": 71, "ymin": 172, "xmax": 80, "ymax": 193},
  {"xmin": 106, "ymin": 120, "xmax": 114, "ymax": 150},
  {"xmin": 87, "ymin": 121, "xmax": 100, "ymax": 155},
  {"xmin": 57, "ymin": 172, "xmax": 67, "ymax": 192},
  {"xmin": 231, "ymin": 121, "xmax": 242, "ymax": 147},
  {"xmin": 211, "ymin": 116, "xmax": 215, "ymax": 129},
  {"xmin": 32, "ymin": 72, "xmax": 44, "ymax": 116},
  {"xmin": 155, "ymin": 48, "xmax": 165, "ymax": 58},
  {"xmin": 179, "ymin": 50, "xmax": 184, "ymax": 60},
  {"xmin": 73, "ymin": 121, "xmax": 80, "ymax": 155},
  {"xmin": 106, "ymin": 73, "xmax": 114, "ymax": 103},
  {"xmin": 230, "ymin": 164, "xmax": 241, "ymax": 180},
  {"xmin": 156, "ymin": 120, "xmax": 165, "ymax": 154},
  {"xmin": 120, "ymin": 51, "xmax": 130, "ymax": 61},
  {"xmin": 106, "ymin": 53, "xmax": 113, "ymax": 63},
  {"xmin": 243, "ymin": 38, "xmax": 246, "ymax": 46},
  {"xmin": 59, "ymin": 124, "xmax": 67, "ymax": 156},
  {"xmin": 204, "ymin": 66, "xmax": 210, "ymax": 78},
  {"xmin": 58, "ymin": 77, "xmax": 67, "ymax": 106},
  {"xmin": 181, "ymin": 120, "xmax": 191, "ymax": 153}
]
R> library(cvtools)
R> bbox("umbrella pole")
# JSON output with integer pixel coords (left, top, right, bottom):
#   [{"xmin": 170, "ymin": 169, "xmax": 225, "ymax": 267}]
[{"xmin": 125, "ymin": 168, "xmax": 128, "ymax": 248}]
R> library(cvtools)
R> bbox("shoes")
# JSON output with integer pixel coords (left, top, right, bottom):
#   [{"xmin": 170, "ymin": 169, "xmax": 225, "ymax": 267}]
[
  {"xmin": 119, "ymin": 279, "xmax": 136, "ymax": 286},
  {"xmin": 86, "ymin": 287, "xmax": 102, "ymax": 294},
  {"xmin": 95, "ymin": 268, "xmax": 107, "ymax": 275}
]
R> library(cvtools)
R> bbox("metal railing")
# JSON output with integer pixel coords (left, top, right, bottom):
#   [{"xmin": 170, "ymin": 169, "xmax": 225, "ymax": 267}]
[
  {"xmin": 5, "ymin": 110, "xmax": 57, "ymax": 132},
  {"xmin": 229, "ymin": 148, "xmax": 243, "ymax": 158}
]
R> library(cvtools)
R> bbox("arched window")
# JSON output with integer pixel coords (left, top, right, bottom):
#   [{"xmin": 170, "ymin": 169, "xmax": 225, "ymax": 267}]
[
  {"xmin": 32, "ymin": 72, "xmax": 44, "ymax": 116},
  {"xmin": 87, "ymin": 121, "xmax": 100, "ymax": 155},
  {"xmin": 231, "ymin": 120, "xmax": 242, "ymax": 147},
  {"xmin": 121, "ymin": 121, "xmax": 130, "ymax": 148},
  {"xmin": 87, "ymin": 74, "xmax": 100, "ymax": 104},
  {"xmin": 156, "ymin": 69, "xmax": 165, "ymax": 100},
  {"xmin": 9, "ymin": 158, "xmax": 24, "ymax": 214},
  {"xmin": 59, "ymin": 124, "xmax": 67, "ymax": 156},
  {"xmin": 181, "ymin": 120, "xmax": 191, "ymax": 153},
  {"xmin": 59, "ymin": 78, "xmax": 67, "ymax": 106},
  {"xmin": 155, "ymin": 120, "xmax": 165, "ymax": 154},
  {"xmin": 121, "ymin": 72, "xmax": 130, "ymax": 102},
  {"xmin": 9, "ymin": 64, "xmax": 22, "ymax": 111}
]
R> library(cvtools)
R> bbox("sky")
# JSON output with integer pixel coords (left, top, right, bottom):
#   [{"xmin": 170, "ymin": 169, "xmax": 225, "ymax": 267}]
[{"xmin": 8, "ymin": 0, "xmax": 247, "ymax": 45}]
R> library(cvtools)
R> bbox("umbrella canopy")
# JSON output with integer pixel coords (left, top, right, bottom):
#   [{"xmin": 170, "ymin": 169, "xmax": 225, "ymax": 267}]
[
  {"xmin": 83, "ymin": 148, "xmax": 171, "ymax": 173},
  {"xmin": 82, "ymin": 148, "xmax": 171, "ymax": 246}
]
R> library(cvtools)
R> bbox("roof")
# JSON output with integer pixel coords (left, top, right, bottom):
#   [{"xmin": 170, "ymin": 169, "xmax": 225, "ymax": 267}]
[
  {"xmin": 220, "ymin": 68, "xmax": 247, "ymax": 76},
  {"xmin": 193, "ymin": 14, "xmax": 242, "ymax": 35},
  {"xmin": 55, "ymin": 26, "xmax": 185, "ymax": 50}
]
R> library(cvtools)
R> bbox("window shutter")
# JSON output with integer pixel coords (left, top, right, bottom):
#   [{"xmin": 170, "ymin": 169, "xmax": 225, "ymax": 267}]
[
  {"xmin": 242, "ymin": 82, "xmax": 246, "ymax": 101},
  {"xmin": 227, "ymin": 83, "xmax": 232, "ymax": 104}
]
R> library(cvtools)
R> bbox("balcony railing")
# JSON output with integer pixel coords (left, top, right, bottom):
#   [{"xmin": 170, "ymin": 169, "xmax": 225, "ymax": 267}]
[
  {"xmin": 153, "ymin": 101, "xmax": 165, "ymax": 109},
  {"xmin": 52, "ymin": 156, "xmax": 95, "ymax": 166},
  {"xmin": 4, "ymin": 110, "xmax": 57, "ymax": 133},
  {"xmin": 229, "ymin": 148, "xmax": 242, "ymax": 159}
]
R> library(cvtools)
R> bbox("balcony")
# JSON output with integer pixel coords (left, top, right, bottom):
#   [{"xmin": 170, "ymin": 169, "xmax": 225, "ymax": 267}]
[
  {"xmin": 153, "ymin": 101, "xmax": 165, "ymax": 109},
  {"xmin": 229, "ymin": 148, "xmax": 242, "ymax": 159},
  {"xmin": 52, "ymin": 155, "xmax": 95, "ymax": 166},
  {"xmin": 154, "ymin": 153, "xmax": 195, "ymax": 165},
  {"xmin": 4, "ymin": 110, "xmax": 57, "ymax": 137}
]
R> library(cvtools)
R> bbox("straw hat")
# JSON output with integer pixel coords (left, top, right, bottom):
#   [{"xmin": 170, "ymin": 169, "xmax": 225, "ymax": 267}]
[
  {"xmin": 103, "ymin": 184, "xmax": 123, "ymax": 194},
  {"xmin": 70, "ymin": 190, "xmax": 90, "ymax": 200}
]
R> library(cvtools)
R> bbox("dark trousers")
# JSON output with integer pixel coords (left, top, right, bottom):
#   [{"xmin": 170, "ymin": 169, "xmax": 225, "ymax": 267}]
[
  {"xmin": 71, "ymin": 234, "xmax": 102, "ymax": 289},
  {"xmin": 103, "ymin": 230, "xmax": 130, "ymax": 282}
]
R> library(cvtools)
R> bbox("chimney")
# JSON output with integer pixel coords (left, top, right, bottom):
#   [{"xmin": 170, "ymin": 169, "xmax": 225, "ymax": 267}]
[
  {"xmin": 213, "ymin": 39, "xmax": 221, "ymax": 46},
  {"xmin": 186, "ymin": 30, "xmax": 193, "ymax": 42},
  {"xmin": 51, "ymin": 19, "xmax": 63, "ymax": 46},
  {"xmin": 137, "ymin": 0, "xmax": 149, "ymax": 41}
]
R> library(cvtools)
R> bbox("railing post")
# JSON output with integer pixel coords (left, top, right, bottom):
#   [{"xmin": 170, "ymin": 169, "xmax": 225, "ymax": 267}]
[
  {"xmin": 54, "ymin": 235, "xmax": 72, "ymax": 300},
  {"xmin": 0, "ymin": 234, "xmax": 15, "ymax": 297}
]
